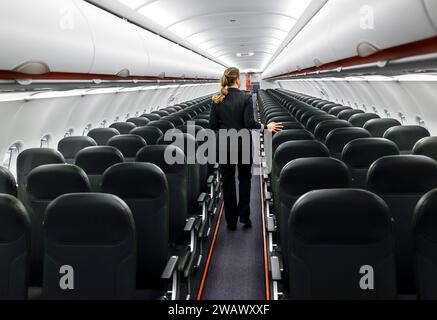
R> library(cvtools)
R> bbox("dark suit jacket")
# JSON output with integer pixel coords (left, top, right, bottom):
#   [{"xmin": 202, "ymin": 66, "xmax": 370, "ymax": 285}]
[
  {"xmin": 209, "ymin": 88, "xmax": 262, "ymax": 131},
  {"xmin": 209, "ymin": 88, "xmax": 262, "ymax": 160}
]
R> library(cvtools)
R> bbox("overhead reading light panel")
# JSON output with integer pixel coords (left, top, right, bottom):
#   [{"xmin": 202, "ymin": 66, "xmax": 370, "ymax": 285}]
[{"xmin": 97, "ymin": 0, "xmax": 314, "ymax": 72}]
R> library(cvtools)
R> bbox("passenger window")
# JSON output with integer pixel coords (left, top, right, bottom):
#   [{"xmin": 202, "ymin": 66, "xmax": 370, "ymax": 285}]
[
  {"xmin": 135, "ymin": 111, "xmax": 139, "ymax": 117},
  {"xmin": 40, "ymin": 135, "xmax": 51, "ymax": 148},
  {"xmin": 114, "ymin": 116, "xmax": 120, "ymax": 123},
  {"xmin": 2, "ymin": 143, "xmax": 21, "ymax": 178},
  {"xmin": 64, "ymin": 129, "xmax": 74, "ymax": 138},
  {"xmin": 416, "ymin": 116, "xmax": 426, "ymax": 128},
  {"xmin": 384, "ymin": 109, "xmax": 391, "ymax": 118},
  {"xmin": 83, "ymin": 124, "xmax": 92, "ymax": 136},
  {"xmin": 398, "ymin": 112, "xmax": 406, "ymax": 124},
  {"xmin": 125, "ymin": 113, "xmax": 130, "ymax": 120},
  {"xmin": 372, "ymin": 107, "xmax": 379, "ymax": 115},
  {"xmin": 100, "ymin": 120, "xmax": 107, "ymax": 128}
]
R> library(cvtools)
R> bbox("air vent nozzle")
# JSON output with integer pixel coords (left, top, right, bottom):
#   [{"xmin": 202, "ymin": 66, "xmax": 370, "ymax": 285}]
[{"xmin": 357, "ymin": 41, "xmax": 380, "ymax": 57}]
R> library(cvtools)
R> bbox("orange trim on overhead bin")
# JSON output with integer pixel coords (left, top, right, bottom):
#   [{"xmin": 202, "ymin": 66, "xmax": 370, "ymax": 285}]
[
  {"xmin": 246, "ymin": 73, "xmax": 251, "ymax": 91},
  {"xmin": 265, "ymin": 35, "xmax": 437, "ymax": 80}
]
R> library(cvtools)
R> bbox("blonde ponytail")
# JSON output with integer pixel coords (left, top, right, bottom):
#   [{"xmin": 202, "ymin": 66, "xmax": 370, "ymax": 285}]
[{"xmin": 212, "ymin": 67, "xmax": 240, "ymax": 104}]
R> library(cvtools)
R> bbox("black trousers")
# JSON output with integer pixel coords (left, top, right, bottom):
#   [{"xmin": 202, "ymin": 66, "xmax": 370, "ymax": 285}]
[{"xmin": 220, "ymin": 163, "xmax": 252, "ymax": 225}]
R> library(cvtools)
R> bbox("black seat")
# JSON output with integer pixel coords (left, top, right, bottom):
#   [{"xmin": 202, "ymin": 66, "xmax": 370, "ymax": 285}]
[
  {"xmin": 367, "ymin": 155, "xmax": 437, "ymax": 295},
  {"xmin": 342, "ymin": 138, "xmax": 399, "ymax": 188},
  {"xmin": 384, "ymin": 126, "xmax": 431, "ymax": 154},
  {"xmin": 17, "ymin": 148, "xmax": 65, "ymax": 203},
  {"xmin": 278, "ymin": 158, "xmax": 351, "ymax": 288},
  {"xmin": 0, "ymin": 167, "xmax": 17, "ymax": 196},
  {"xmin": 413, "ymin": 137, "xmax": 437, "ymax": 161},
  {"xmin": 272, "ymin": 130, "xmax": 314, "ymax": 156},
  {"xmin": 147, "ymin": 120, "xmax": 175, "ymax": 134},
  {"xmin": 194, "ymin": 119, "xmax": 210, "ymax": 129},
  {"xmin": 163, "ymin": 116, "xmax": 185, "ymax": 128},
  {"xmin": 363, "ymin": 119, "xmax": 401, "ymax": 137},
  {"xmin": 413, "ymin": 189, "xmax": 437, "ymax": 299},
  {"xmin": 87, "ymin": 128, "xmax": 120, "ymax": 146},
  {"xmin": 101, "ymin": 163, "xmax": 170, "ymax": 296},
  {"xmin": 57, "ymin": 136, "xmax": 97, "ymax": 164},
  {"xmin": 26, "ymin": 164, "xmax": 91, "ymax": 287},
  {"xmin": 314, "ymin": 120, "xmax": 352, "ymax": 142},
  {"xmin": 325, "ymin": 127, "xmax": 371, "ymax": 158},
  {"xmin": 321, "ymin": 104, "xmax": 342, "ymax": 112},
  {"xmin": 338, "ymin": 109, "xmax": 364, "ymax": 121},
  {"xmin": 0, "ymin": 195, "xmax": 30, "ymax": 300},
  {"xmin": 75, "ymin": 146, "xmax": 124, "ymax": 191},
  {"xmin": 288, "ymin": 189, "xmax": 396, "ymax": 300},
  {"xmin": 329, "ymin": 106, "xmax": 352, "ymax": 116},
  {"xmin": 300, "ymin": 111, "xmax": 326, "ymax": 125},
  {"xmin": 110, "ymin": 122, "xmax": 137, "ymax": 134},
  {"xmin": 349, "ymin": 113, "xmax": 380, "ymax": 127},
  {"xmin": 141, "ymin": 113, "xmax": 161, "ymax": 121},
  {"xmin": 130, "ymin": 126, "xmax": 164, "ymax": 145},
  {"xmin": 268, "ymin": 116, "xmax": 295, "ymax": 124},
  {"xmin": 137, "ymin": 146, "xmax": 187, "ymax": 246},
  {"xmin": 157, "ymin": 133, "xmax": 201, "ymax": 212},
  {"xmin": 272, "ymin": 141, "xmax": 330, "ymax": 216},
  {"xmin": 306, "ymin": 115, "xmax": 337, "ymax": 133},
  {"xmin": 107, "ymin": 135, "xmax": 147, "ymax": 161},
  {"xmin": 42, "ymin": 193, "xmax": 136, "ymax": 300},
  {"xmin": 152, "ymin": 110, "xmax": 170, "ymax": 117},
  {"xmin": 127, "ymin": 117, "xmax": 150, "ymax": 127}
]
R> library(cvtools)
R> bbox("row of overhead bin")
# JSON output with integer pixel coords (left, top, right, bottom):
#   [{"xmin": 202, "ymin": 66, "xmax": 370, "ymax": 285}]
[
  {"xmin": 0, "ymin": 0, "xmax": 225, "ymax": 79},
  {"xmin": 262, "ymin": 0, "xmax": 437, "ymax": 79}
]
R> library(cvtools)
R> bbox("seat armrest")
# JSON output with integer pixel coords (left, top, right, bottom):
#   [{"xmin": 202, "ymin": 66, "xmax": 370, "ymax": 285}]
[
  {"xmin": 184, "ymin": 216, "xmax": 200, "ymax": 232},
  {"xmin": 197, "ymin": 192, "xmax": 208, "ymax": 203},
  {"xmin": 267, "ymin": 215, "xmax": 276, "ymax": 233},
  {"xmin": 207, "ymin": 175, "xmax": 214, "ymax": 185},
  {"xmin": 162, "ymin": 256, "xmax": 179, "ymax": 280},
  {"xmin": 271, "ymin": 256, "xmax": 282, "ymax": 281}
]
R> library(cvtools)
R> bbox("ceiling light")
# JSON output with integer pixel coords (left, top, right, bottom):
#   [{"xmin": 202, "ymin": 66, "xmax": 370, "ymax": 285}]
[{"xmin": 236, "ymin": 52, "xmax": 255, "ymax": 57}]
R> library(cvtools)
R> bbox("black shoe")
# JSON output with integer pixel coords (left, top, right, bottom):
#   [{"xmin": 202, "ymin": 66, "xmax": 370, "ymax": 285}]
[
  {"xmin": 227, "ymin": 224, "xmax": 237, "ymax": 231},
  {"xmin": 240, "ymin": 218, "xmax": 252, "ymax": 228}
]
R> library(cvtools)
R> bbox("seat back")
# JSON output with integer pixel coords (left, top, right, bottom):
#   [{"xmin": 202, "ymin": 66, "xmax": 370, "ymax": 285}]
[
  {"xmin": 57, "ymin": 136, "xmax": 97, "ymax": 164},
  {"xmin": 157, "ymin": 133, "xmax": 201, "ymax": 212},
  {"xmin": 127, "ymin": 117, "xmax": 150, "ymax": 127},
  {"xmin": 306, "ymin": 115, "xmax": 337, "ymax": 133},
  {"xmin": 17, "ymin": 148, "xmax": 65, "ymax": 203},
  {"xmin": 136, "ymin": 145, "xmax": 188, "ymax": 245},
  {"xmin": 102, "ymin": 163, "xmax": 169, "ymax": 290},
  {"xmin": 107, "ymin": 135, "xmax": 147, "ymax": 161},
  {"xmin": 363, "ymin": 119, "xmax": 401, "ymax": 137},
  {"xmin": 272, "ymin": 130, "xmax": 314, "ymax": 156},
  {"xmin": 342, "ymin": 138, "xmax": 400, "ymax": 188},
  {"xmin": 147, "ymin": 120, "xmax": 175, "ymax": 134},
  {"xmin": 338, "ymin": 109, "xmax": 364, "ymax": 121},
  {"xmin": 326, "ymin": 127, "xmax": 371, "ymax": 158},
  {"xmin": 0, "ymin": 195, "xmax": 30, "ymax": 300},
  {"xmin": 349, "ymin": 113, "xmax": 380, "ymax": 127},
  {"xmin": 288, "ymin": 189, "xmax": 396, "ymax": 300},
  {"xmin": 43, "ymin": 193, "xmax": 136, "ymax": 300},
  {"xmin": 141, "ymin": 113, "xmax": 161, "ymax": 121},
  {"xmin": 329, "ymin": 106, "xmax": 352, "ymax": 116},
  {"xmin": 367, "ymin": 155, "xmax": 437, "ymax": 295},
  {"xmin": 314, "ymin": 120, "xmax": 352, "ymax": 142},
  {"xmin": 0, "ymin": 167, "xmax": 17, "ymax": 197},
  {"xmin": 413, "ymin": 136, "xmax": 437, "ymax": 161},
  {"xmin": 26, "ymin": 164, "xmax": 91, "ymax": 286},
  {"xmin": 278, "ymin": 158, "xmax": 351, "ymax": 287},
  {"xmin": 384, "ymin": 126, "xmax": 431, "ymax": 154},
  {"xmin": 109, "ymin": 122, "xmax": 137, "ymax": 134},
  {"xmin": 414, "ymin": 189, "xmax": 437, "ymax": 299},
  {"xmin": 130, "ymin": 126, "xmax": 163, "ymax": 145},
  {"xmin": 75, "ymin": 146, "xmax": 124, "ymax": 191},
  {"xmin": 87, "ymin": 128, "xmax": 120, "ymax": 146}
]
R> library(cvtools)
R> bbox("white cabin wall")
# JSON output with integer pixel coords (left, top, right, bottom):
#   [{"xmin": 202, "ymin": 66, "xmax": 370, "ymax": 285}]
[
  {"xmin": 0, "ymin": 82, "xmax": 219, "ymax": 175},
  {"xmin": 275, "ymin": 76, "xmax": 437, "ymax": 134}
]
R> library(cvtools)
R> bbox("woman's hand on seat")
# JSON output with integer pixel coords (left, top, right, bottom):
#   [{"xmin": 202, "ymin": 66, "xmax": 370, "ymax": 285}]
[{"xmin": 267, "ymin": 122, "xmax": 284, "ymax": 133}]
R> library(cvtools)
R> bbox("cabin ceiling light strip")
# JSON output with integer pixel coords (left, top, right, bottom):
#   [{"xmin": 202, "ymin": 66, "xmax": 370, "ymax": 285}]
[{"xmin": 114, "ymin": 0, "xmax": 312, "ymax": 71}]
